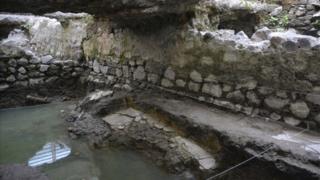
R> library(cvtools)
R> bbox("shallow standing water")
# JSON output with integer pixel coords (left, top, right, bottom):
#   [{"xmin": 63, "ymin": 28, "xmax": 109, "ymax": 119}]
[{"xmin": 0, "ymin": 102, "xmax": 179, "ymax": 180}]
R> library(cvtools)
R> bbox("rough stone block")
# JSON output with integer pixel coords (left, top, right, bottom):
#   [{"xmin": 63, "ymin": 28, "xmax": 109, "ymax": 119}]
[
  {"xmin": 161, "ymin": 78, "xmax": 174, "ymax": 88},
  {"xmin": 176, "ymin": 79, "xmax": 186, "ymax": 88},
  {"xmin": 164, "ymin": 67, "xmax": 175, "ymax": 81},
  {"xmin": 190, "ymin": 70, "xmax": 202, "ymax": 83},
  {"xmin": 202, "ymin": 83, "xmax": 222, "ymax": 98},
  {"xmin": 148, "ymin": 73, "xmax": 159, "ymax": 84},
  {"xmin": 188, "ymin": 82, "xmax": 200, "ymax": 92},
  {"xmin": 133, "ymin": 66, "xmax": 146, "ymax": 81},
  {"xmin": 290, "ymin": 101, "xmax": 310, "ymax": 119},
  {"xmin": 264, "ymin": 96, "xmax": 289, "ymax": 110}
]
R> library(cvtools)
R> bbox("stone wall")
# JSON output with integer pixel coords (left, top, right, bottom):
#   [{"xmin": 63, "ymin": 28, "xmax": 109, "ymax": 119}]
[
  {"xmin": 83, "ymin": 16, "xmax": 320, "ymax": 131},
  {"xmin": 287, "ymin": 0, "xmax": 320, "ymax": 36},
  {"xmin": 0, "ymin": 13, "xmax": 89, "ymax": 105},
  {"xmin": 0, "ymin": 56, "xmax": 85, "ymax": 92},
  {"xmin": 1, "ymin": 8, "xmax": 320, "ymax": 131},
  {"xmin": 85, "ymin": 48, "xmax": 320, "ymax": 132}
]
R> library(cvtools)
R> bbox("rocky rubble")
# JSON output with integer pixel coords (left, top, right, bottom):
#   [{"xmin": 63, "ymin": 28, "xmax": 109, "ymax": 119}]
[
  {"xmin": 66, "ymin": 91, "xmax": 218, "ymax": 179},
  {"xmin": 196, "ymin": 27, "xmax": 320, "ymax": 53},
  {"xmin": 65, "ymin": 89, "xmax": 320, "ymax": 179},
  {"xmin": 103, "ymin": 108, "xmax": 217, "ymax": 172}
]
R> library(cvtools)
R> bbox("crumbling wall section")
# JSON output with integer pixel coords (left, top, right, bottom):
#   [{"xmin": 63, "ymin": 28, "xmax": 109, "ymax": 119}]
[{"xmin": 287, "ymin": 0, "xmax": 320, "ymax": 36}]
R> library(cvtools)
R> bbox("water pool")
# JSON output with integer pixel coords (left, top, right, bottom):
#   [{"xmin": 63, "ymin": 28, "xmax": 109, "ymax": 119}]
[{"xmin": 0, "ymin": 102, "xmax": 179, "ymax": 180}]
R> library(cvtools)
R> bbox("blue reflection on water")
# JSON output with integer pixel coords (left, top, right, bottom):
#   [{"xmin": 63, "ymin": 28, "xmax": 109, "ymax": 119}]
[{"xmin": 28, "ymin": 142, "xmax": 71, "ymax": 167}]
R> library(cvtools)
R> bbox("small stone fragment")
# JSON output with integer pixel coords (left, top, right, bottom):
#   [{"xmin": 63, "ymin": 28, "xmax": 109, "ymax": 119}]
[
  {"xmin": 188, "ymin": 81, "xmax": 200, "ymax": 92},
  {"xmin": 251, "ymin": 27, "xmax": 271, "ymax": 42},
  {"xmin": 17, "ymin": 73, "xmax": 27, "ymax": 80},
  {"xmin": 8, "ymin": 59, "xmax": 17, "ymax": 67},
  {"xmin": 190, "ymin": 70, "xmax": 202, "ymax": 83},
  {"xmin": 6, "ymin": 75, "xmax": 16, "ymax": 82},
  {"xmin": 176, "ymin": 79, "xmax": 186, "ymax": 88},
  {"xmin": 18, "ymin": 67, "xmax": 26, "ymax": 74},
  {"xmin": 100, "ymin": 65, "xmax": 109, "ymax": 74},
  {"xmin": 0, "ymin": 83, "xmax": 9, "ymax": 91},
  {"xmin": 290, "ymin": 101, "xmax": 310, "ymax": 119},
  {"xmin": 93, "ymin": 60, "xmax": 100, "ymax": 73},
  {"xmin": 164, "ymin": 67, "xmax": 175, "ymax": 80},
  {"xmin": 284, "ymin": 117, "xmax": 301, "ymax": 127},
  {"xmin": 246, "ymin": 91, "xmax": 261, "ymax": 105},
  {"xmin": 41, "ymin": 55, "xmax": 53, "ymax": 64},
  {"xmin": 161, "ymin": 78, "xmax": 174, "ymax": 88},
  {"xmin": 17, "ymin": 58, "xmax": 28, "ymax": 65},
  {"xmin": 202, "ymin": 83, "xmax": 222, "ymax": 97},
  {"xmin": 270, "ymin": 113, "xmax": 281, "ymax": 121},
  {"xmin": 115, "ymin": 68, "xmax": 122, "ymax": 77},
  {"xmin": 148, "ymin": 73, "xmax": 159, "ymax": 84},
  {"xmin": 29, "ymin": 78, "xmax": 44, "ymax": 86},
  {"xmin": 39, "ymin": 65, "xmax": 49, "ymax": 72},
  {"xmin": 222, "ymin": 84, "xmax": 232, "ymax": 92},
  {"xmin": 204, "ymin": 74, "xmax": 217, "ymax": 83},
  {"xmin": 226, "ymin": 90, "xmax": 245, "ymax": 103},
  {"xmin": 258, "ymin": 86, "xmax": 274, "ymax": 95},
  {"xmin": 133, "ymin": 66, "xmax": 146, "ymax": 81},
  {"xmin": 264, "ymin": 96, "xmax": 289, "ymax": 110},
  {"xmin": 236, "ymin": 80, "xmax": 257, "ymax": 90},
  {"xmin": 276, "ymin": 91, "xmax": 288, "ymax": 98},
  {"xmin": 8, "ymin": 67, "xmax": 16, "ymax": 73},
  {"xmin": 306, "ymin": 93, "xmax": 320, "ymax": 106}
]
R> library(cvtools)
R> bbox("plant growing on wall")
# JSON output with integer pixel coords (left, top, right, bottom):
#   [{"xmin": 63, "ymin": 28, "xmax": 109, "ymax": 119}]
[
  {"xmin": 313, "ymin": 20, "xmax": 320, "ymax": 29},
  {"xmin": 261, "ymin": 12, "xmax": 289, "ymax": 29}
]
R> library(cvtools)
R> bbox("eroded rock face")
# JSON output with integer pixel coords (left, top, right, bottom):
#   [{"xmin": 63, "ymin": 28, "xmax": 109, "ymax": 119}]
[
  {"xmin": 0, "ymin": 13, "xmax": 92, "ymax": 60},
  {"xmin": 0, "ymin": 0, "xmax": 199, "ymax": 18}
]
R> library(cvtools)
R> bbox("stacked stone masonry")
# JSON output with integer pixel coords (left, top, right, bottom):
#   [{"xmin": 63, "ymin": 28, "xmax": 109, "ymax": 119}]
[
  {"xmin": 0, "ymin": 56, "xmax": 85, "ymax": 91},
  {"xmin": 287, "ymin": 0, "xmax": 320, "ymax": 36},
  {"xmin": 1, "ymin": 2, "xmax": 320, "ymax": 132},
  {"xmin": 87, "ymin": 56, "xmax": 320, "ymax": 132}
]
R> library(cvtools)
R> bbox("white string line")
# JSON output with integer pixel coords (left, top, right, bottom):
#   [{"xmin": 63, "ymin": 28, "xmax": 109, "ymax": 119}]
[{"xmin": 206, "ymin": 128, "xmax": 310, "ymax": 180}]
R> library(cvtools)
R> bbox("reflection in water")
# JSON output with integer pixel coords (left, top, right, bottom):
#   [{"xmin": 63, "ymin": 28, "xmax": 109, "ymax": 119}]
[{"xmin": 28, "ymin": 142, "xmax": 71, "ymax": 167}]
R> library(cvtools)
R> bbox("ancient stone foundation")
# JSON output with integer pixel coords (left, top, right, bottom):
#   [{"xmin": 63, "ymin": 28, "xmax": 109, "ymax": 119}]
[
  {"xmin": 1, "ymin": 0, "xmax": 320, "ymax": 179},
  {"xmin": 1, "ymin": 0, "xmax": 320, "ymax": 131}
]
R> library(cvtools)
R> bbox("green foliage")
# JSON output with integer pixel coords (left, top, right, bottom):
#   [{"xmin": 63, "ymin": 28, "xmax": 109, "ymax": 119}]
[
  {"xmin": 313, "ymin": 20, "xmax": 320, "ymax": 29},
  {"xmin": 263, "ymin": 13, "xmax": 289, "ymax": 29}
]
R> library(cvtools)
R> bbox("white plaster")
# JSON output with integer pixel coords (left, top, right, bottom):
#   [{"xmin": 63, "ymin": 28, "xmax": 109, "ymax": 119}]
[
  {"xmin": 89, "ymin": 90, "xmax": 113, "ymax": 101},
  {"xmin": 272, "ymin": 131, "xmax": 320, "ymax": 159}
]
